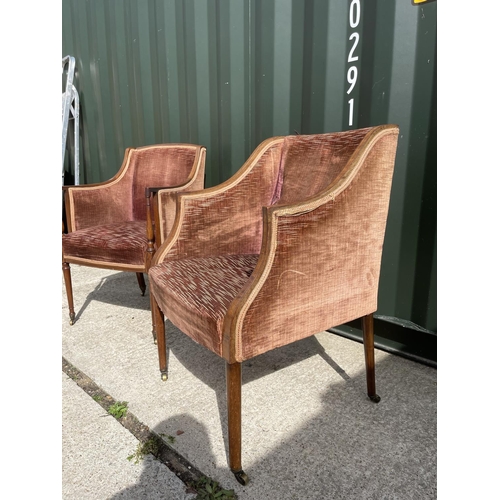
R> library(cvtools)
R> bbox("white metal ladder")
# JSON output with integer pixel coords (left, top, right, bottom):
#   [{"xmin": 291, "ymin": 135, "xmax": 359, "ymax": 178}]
[{"xmin": 62, "ymin": 55, "xmax": 80, "ymax": 185}]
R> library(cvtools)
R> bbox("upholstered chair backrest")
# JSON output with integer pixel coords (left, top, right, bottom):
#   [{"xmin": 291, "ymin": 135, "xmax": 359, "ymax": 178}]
[
  {"xmin": 66, "ymin": 145, "xmax": 204, "ymax": 232},
  {"xmin": 273, "ymin": 128, "xmax": 372, "ymax": 205},
  {"xmin": 131, "ymin": 145, "xmax": 201, "ymax": 220}
]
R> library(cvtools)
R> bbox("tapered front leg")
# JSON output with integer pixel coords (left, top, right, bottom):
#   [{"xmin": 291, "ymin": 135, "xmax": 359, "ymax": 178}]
[
  {"xmin": 362, "ymin": 313, "xmax": 381, "ymax": 403},
  {"xmin": 226, "ymin": 362, "xmax": 249, "ymax": 485},
  {"xmin": 152, "ymin": 293, "xmax": 167, "ymax": 381},
  {"xmin": 62, "ymin": 262, "xmax": 76, "ymax": 325}
]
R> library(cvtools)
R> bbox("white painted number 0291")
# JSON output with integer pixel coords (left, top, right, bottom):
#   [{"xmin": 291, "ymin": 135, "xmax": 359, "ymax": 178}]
[{"xmin": 347, "ymin": 0, "xmax": 360, "ymax": 126}]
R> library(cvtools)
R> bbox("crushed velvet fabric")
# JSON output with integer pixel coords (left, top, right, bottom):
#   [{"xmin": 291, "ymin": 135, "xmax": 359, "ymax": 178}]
[
  {"xmin": 62, "ymin": 221, "xmax": 148, "ymax": 266},
  {"xmin": 159, "ymin": 139, "xmax": 283, "ymax": 262},
  {"xmin": 237, "ymin": 133, "xmax": 397, "ymax": 360},
  {"xmin": 156, "ymin": 162, "xmax": 205, "ymax": 243},
  {"xmin": 150, "ymin": 254, "xmax": 259, "ymax": 356},
  {"xmin": 63, "ymin": 144, "xmax": 205, "ymax": 271},
  {"xmin": 131, "ymin": 146, "xmax": 200, "ymax": 221},
  {"xmin": 149, "ymin": 126, "xmax": 399, "ymax": 362},
  {"xmin": 273, "ymin": 128, "xmax": 371, "ymax": 205},
  {"xmin": 66, "ymin": 145, "xmax": 202, "ymax": 232}
]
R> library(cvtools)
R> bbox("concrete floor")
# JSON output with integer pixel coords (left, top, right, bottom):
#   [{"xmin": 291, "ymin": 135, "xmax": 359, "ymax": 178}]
[{"xmin": 62, "ymin": 265, "xmax": 437, "ymax": 499}]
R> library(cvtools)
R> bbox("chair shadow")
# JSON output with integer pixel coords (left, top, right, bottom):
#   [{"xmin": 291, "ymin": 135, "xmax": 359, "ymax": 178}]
[
  {"xmin": 73, "ymin": 271, "xmax": 151, "ymax": 323},
  {"xmin": 66, "ymin": 272, "xmax": 436, "ymax": 497},
  {"xmin": 163, "ymin": 319, "xmax": 350, "ymax": 389},
  {"xmin": 108, "ymin": 414, "xmax": 217, "ymax": 500},
  {"xmin": 109, "ymin": 352, "xmax": 437, "ymax": 499},
  {"xmin": 161, "ymin": 320, "xmax": 352, "ymax": 469}
]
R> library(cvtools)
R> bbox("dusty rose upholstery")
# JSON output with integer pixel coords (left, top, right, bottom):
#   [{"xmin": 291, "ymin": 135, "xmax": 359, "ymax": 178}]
[
  {"xmin": 62, "ymin": 143, "xmax": 206, "ymax": 326},
  {"xmin": 148, "ymin": 125, "xmax": 399, "ymax": 484}
]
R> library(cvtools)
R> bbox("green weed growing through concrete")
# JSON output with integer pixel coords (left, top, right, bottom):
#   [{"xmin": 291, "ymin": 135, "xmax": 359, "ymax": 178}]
[
  {"xmin": 127, "ymin": 436, "xmax": 162, "ymax": 465},
  {"xmin": 189, "ymin": 476, "xmax": 236, "ymax": 500},
  {"xmin": 107, "ymin": 401, "xmax": 128, "ymax": 419}
]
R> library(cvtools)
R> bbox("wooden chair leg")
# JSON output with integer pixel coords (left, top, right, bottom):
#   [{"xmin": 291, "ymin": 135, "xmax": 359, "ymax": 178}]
[
  {"xmin": 226, "ymin": 362, "xmax": 249, "ymax": 485},
  {"xmin": 62, "ymin": 262, "xmax": 76, "ymax": 325},
  {"xmin": 362, "ymin": 313, "xmax": 381, "ymax": 403},
  {"xmin": 152, "ymin": 293, "xmax": 167, "ymax": 381},
  {"xmin": 136, "ymin": 272, "xmax": 146, "ymax": 296},
  {"xmin": 149, "ymin": 287, "xmax": 158, "ymax": 345}
]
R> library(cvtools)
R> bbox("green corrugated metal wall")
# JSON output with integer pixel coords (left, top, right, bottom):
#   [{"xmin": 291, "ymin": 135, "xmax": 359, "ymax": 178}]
[{"xmin": 62, "ymin": 0, "xmax": 437, "ymax": 335}]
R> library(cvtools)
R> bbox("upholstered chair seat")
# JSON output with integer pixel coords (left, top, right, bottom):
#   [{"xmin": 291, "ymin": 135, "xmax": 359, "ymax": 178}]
[
  {"xmin": 148, "ymin": 125, "xmax": 399, "ymax": 484},
  {"xmin": 62, "ymin": 221, "xmax": 148, "ymax": 267},
  {"xmin": 62, "ymin": 144, "xmax": 206, "ymax": 329},
  {"xmin": 150, "ymin": 254, "xmax": 259, "ymax": 356}
]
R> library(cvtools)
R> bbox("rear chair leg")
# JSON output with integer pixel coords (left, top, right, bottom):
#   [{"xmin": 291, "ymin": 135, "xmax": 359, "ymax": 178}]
[
  {"xmin": 152, "ymin": 294, "xmax": 168, "ymax": 381},
  {"xmin": 62, "ymin": 262, "xmax": 76, "ymax": 325},
  {"xmin": 226, "ymin": 362, "xmax": 249, "ymax": 485},
  {"xmin": 362, "ymin": 313, "xmax": 381, "ymax": 403},
  {"xmin": 136, "ymin": 272, "xmax": 146, "ymax": 296}
]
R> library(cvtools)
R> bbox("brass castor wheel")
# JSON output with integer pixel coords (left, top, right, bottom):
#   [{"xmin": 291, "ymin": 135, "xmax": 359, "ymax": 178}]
[
  {"xmin": 69, "ymin": 314, "xmax": 75, "ymax": 326},
  {"xmin": 233, "ymin": 470, "xmax": 249, "ymax": 486},
  {"xmin": 161, "ymin": 372, "xmax": 168, "ymax": 382},
  {"xmin": 369, "ymin": 394, "xmax": 381, "ymax": 403}
]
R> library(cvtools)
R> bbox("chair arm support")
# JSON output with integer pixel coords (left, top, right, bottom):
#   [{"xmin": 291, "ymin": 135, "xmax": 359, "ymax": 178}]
[
  {"xmin": 65, "ymin": 181, "xmax": 132, "ymax": 232},
  {"xmin": 222, "ymin": 196, "xmax": 338, "ymax": 362},
  {"xmin": 63, "ymin": 178, "xmax": 128, "ymax": 231},
  {"xmin": 64, "ymin": 149, "xmax": 136, "ymax": 232}
]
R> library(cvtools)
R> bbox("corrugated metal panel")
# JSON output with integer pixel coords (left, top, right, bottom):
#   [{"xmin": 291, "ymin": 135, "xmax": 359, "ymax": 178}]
[{"xmin": 62, "ymin": 0, "xmax": 436, "ymax": 334}]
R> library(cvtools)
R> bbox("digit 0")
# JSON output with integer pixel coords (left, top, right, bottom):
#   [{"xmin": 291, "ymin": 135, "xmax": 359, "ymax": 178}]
[{"xmin": 350, "ymin": 0, "xmax": 360, "ymax": 28}]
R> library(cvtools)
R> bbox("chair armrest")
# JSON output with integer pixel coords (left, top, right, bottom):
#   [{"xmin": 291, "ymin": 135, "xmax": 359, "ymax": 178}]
[
  {"xmin": 152, "ymin": 136, "xmax": 285, "ymax": 265},
  {"xmin": 64, "ymin": 183, "xmax": 133, "ymax": 233},
  {"xmin": 64, "ymin": 148, "xmax": 136, "ymax": 232},
  {"xmin": 223, "ymin": 125, "xmax": 399, "ymax": 362}
]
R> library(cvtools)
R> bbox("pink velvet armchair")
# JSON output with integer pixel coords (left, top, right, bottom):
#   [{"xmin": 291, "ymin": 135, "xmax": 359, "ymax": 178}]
[
  {"xmin": 62, "ymin": 143, "xmax": 206, "ymax": 330},
  {"xmin": 148, "ymin": 125, "xmax": 399, "ymax": 484}
]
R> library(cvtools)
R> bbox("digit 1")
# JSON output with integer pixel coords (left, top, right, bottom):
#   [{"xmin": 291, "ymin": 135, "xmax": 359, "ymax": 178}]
[{"xmin": 348, "ymin": 98, "xmax": 354, "ymax": 126}]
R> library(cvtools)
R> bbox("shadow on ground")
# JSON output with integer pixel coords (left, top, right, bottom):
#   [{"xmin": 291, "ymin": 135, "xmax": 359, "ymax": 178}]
[
  {"xmin": 66, "ymin": 270, "xmax": 151, "ymax": 324},
  {"xmin": 111, "ymin": 332, "xmax": 437, "ymax": 500},
  {"xmin": 64, "ymin": 269, "xmax": 437, "ymax": 499}
]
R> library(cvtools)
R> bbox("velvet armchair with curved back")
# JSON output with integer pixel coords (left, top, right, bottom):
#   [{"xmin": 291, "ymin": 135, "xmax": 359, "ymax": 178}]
[
  {"xmin": 148, "ymin": 125, "xmax": 399, "ymax": 484},
  {"xmin": 62, "ymin": 143, "xmax": 206, "ymax": 332}
]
